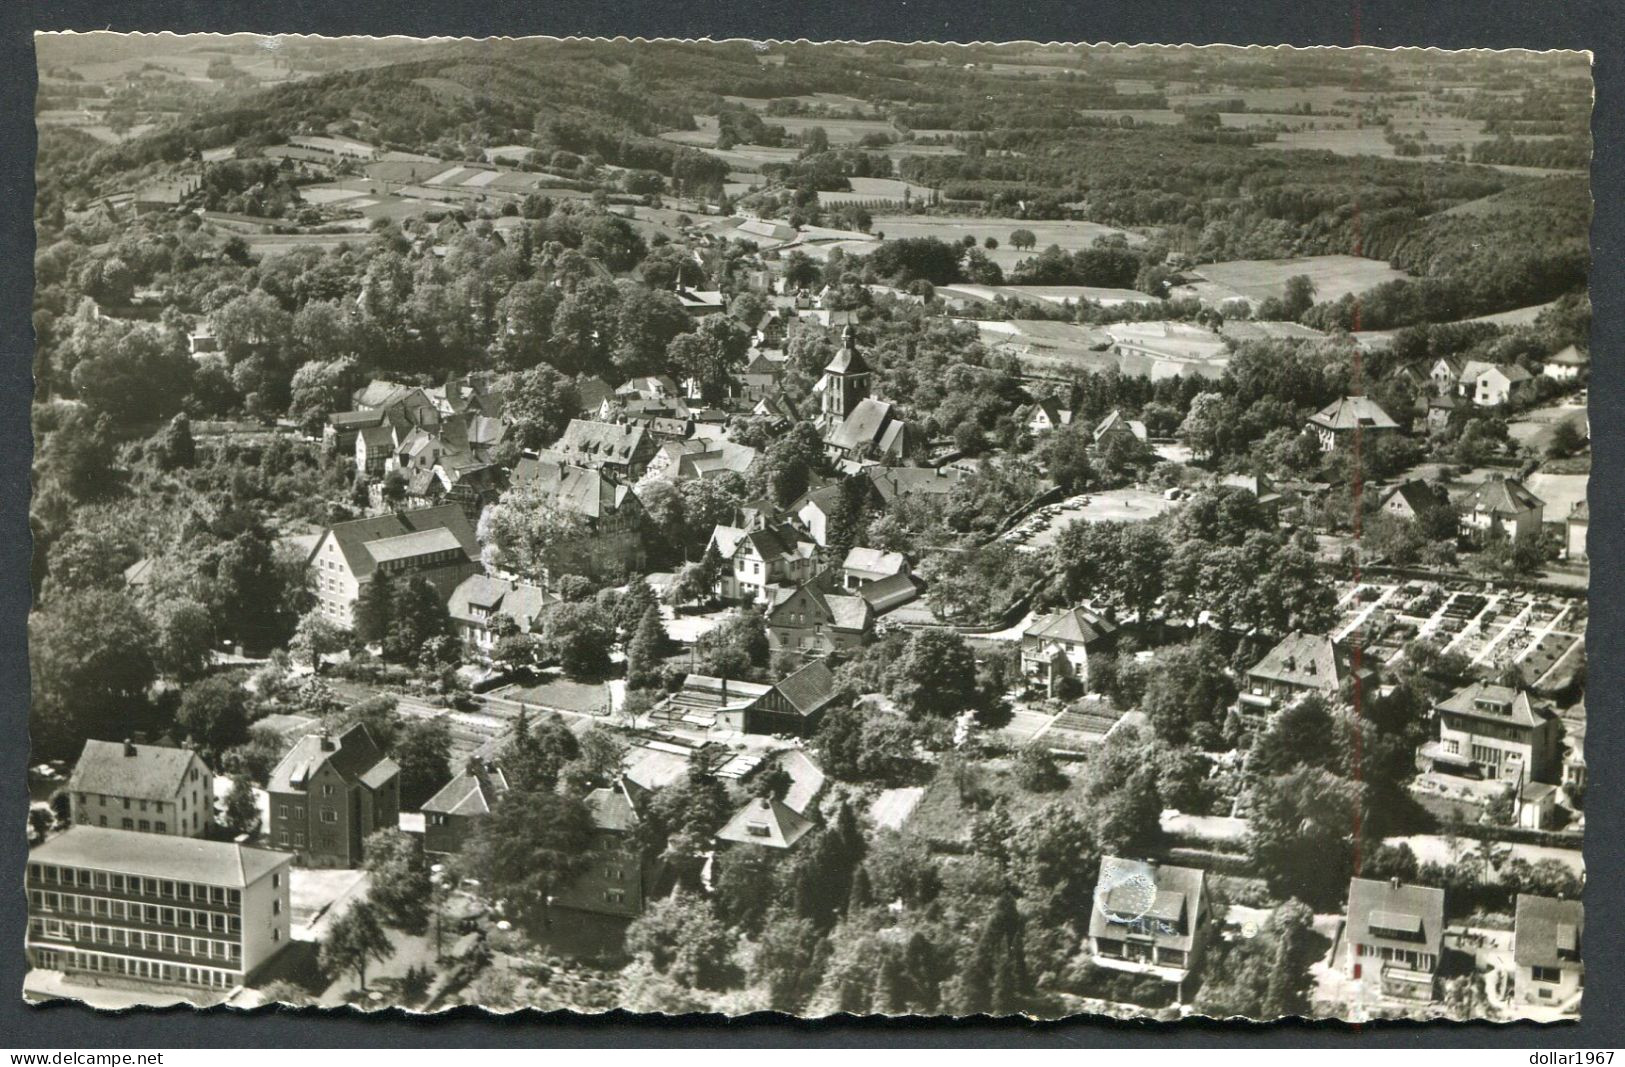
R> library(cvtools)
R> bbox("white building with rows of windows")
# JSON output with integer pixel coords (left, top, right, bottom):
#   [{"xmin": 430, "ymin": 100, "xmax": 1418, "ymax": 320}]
[{"xmin": 26, "ymin": 826, "xmax": 292, "ymax": 996}]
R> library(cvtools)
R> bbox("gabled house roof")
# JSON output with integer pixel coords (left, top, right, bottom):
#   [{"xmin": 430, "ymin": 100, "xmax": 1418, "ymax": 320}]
[
  {"xmin": 1379, "ymin": 479, "xmax": 1448, "ymax": 517},
  {"xmin": 585, "ymin": 780, "xmax": 642, "ymax": 833},
  {"xmin": 773, "ymin": 660, "xmax": 838, "ymax": 719},
  {"xmin": 1248, "ymin": 630, "xmax": 1347, "ymax": 691},
  {"xmin": 774, "ymin": 750, "xmax": 827, "ymax": 816},
  {"xmin": 827, "ymin": 398, "xmax": 901, "ymax": 454},
  {"xmin": 31, "ymin": 826, "xmax": 288, "ymax": 888},
  {"xmin": 856, "ymin": 572, "xmax": 923, "ymax": 615},
  {"xmin": 1514, "ymin": 894, "xmax": 1583, "ymax": 971},
  {"xmin": 1346, "ymin": 877, "xmax": 1445, "ymax": 961},
  {"xmin": 268, "ymin": 722, "xmax": 399, "ymax": 795},
  {"xmin": 864, "ymin": 465, "xmax": 967, "ymax": 505},
  {"xmin": 67, "ymin": 740, "xmax": 204, "ymax": 802},
  {"xmin": 715, "ymin": 796, "xmax": 816, "ymax": 849},
  {"xmin": 1087, "ymin": 856, "xmax": 1206, "ymax": 953},
  {"xmin": 1093, "ymin": 409, "xmax": 1147, "ymax": 443},
  {"xmin": 767, "ymin": 579, "xmax": 873, "ymax": 634},
  {"xmin": 843, "ymin": 547, "xmax": 908, "ymax": 579},
  {"xmin": 313, "ymin": 504, "xmax": 479, "ymax": 582},
  {"xmin": 1547, "ymin": 344, "xmax": 1589, "ymax": 368},
  {"xmin": 447, "ymin": 575, "xmax": 557, "ymax": 631},
  {"xmin": 421, "ymin": 761, "xmax": 509, "ymax": 817},
  {"xmin": 550, "ymin": 419, "xmax": 652, "ymax": 466},
  {"xmin": 1462, "ymin": 359, "xmax": 1533, "ymax": 386},
  {"xmin": 511, "ymin": 459, "xmax": 638, "ymax": 522},
  {"xmin": 1463, "ymin": 475, "xmax": 1544, "ymax": 516}
]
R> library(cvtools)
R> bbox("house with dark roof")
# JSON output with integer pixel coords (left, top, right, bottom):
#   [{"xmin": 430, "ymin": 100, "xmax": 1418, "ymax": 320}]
[
  {"xmin": 67, "ymin": 740, "xmax": 213, "ymax": 838},
  {"xmin": 1020, "ymin": 607, "xmax": 1118, "ymax": 697},
  {"xmin": 1344, "ymin": 876, "xmax": 1445, "ymax": 1001},
  {"xmin": 1379, "ymin": 479, "xmax": 1450, "ymax": 524},
  {"xmin": 26, "ymin": 826, "xmax": 292, "ymax": 994},
  {"xmin": 545, "ymin": 419, "xmax": 657, "ymax": 480},
  {"xmin": 864, "ymin": 464, "xmax": 969, "ymax": 508},
  {"xmin": 1514, "ymin": 894, "xmax": 1583, "ymax": 1011},
  {"xmin": 508, "ymin": 458, "xmax": 647, "ymax": 579},
  {"xmin": 422, "ymin": 758, "xmax": 509, "ymax": 856},
  {"xmin": 1306, "ymin": 395, "xmax": 1400, "ymax": 452},
  {"xmin": 1243, "ymin": 630, "xmax": 1365, "ymax": 711},
  {"xmin": 1460, "ymin": 475, "xmax": 1545, "ymax": 543},
  {"xmin": 1428, "ymin": 682, "xmax": 1562, "ymax": 785},
  {"xmin": 550, "ymin": 781, "xmax": 654, "ymax": 919},
  {"xmin": 1425, "ymin": 391, "xmax": 1459, "ymax": 436},
  {"xmin": 646, "ymin": 659, "xmax": 836, "ymax": 737},
  {"xmin": 307, "ymin": 504, "xmax": 480, "ymax": 628},
  {"xmin": 1429, "ymin": 356, "xmax": 1466, "ymax": 396},
  {"xmin": 447, "ymin": 574, "xmax": 558, "ymax": 657},
  {"xmin": 1017, "ymin": 397, "xmax": 1072, "ymax": 437},
  {"xmin": 266, "ymin": 722, "xmax": 400, "ymax": 869},
  {"xmin": 788, "ymin": 482, "xmax": 844, "ymax": 547},
  {"xmin": 708, "ymin": 523, "xmax": 818, "ymax": 604},
  {"xmin": 856, "ymin": 571, "xmax": 924, "ymax": 619},
  {"xmin": 767, "ymin": 578, "xmax": 873, "ymax": 657},
  {"xmin": 1088, "ymin": 857, "xmax": 1210, "ymax": 985},
  {"xmin": 756, "ymin": 659, "xmax": 838, "ymax": 736},
  {"xmin": 1093, "ymin": 409, "xmax": 1148, "ymax": 450},
  {"xmin": 816, "ymin": 327, "xmax": 912, "ymax": 470}
]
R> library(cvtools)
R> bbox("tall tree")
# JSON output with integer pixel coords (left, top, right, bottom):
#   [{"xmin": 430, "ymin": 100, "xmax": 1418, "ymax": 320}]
[
  {"xmin": 463, "ymin": 786, "xmax": 597, "ymax": 925},
  {"xmin": 320, "ymin": 898, "xmax": 392, "ymax": 991}
]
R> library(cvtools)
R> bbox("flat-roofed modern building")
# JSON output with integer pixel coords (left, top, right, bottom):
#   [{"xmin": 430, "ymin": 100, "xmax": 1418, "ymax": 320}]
[{"xmin": 25, "ymin": 826, "xmax": 292, "ymax": 994}]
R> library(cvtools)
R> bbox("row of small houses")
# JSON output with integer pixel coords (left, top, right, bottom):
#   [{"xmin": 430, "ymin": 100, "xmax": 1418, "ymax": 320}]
[{"xmin": 27, "ymin": 733, "xmax": 1582, "ymax": 1011}]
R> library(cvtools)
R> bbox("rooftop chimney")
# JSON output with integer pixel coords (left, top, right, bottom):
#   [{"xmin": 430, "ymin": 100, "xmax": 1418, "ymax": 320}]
[
  {"xmin": 319, "ymin": 733, "xmax": 336, "ymax": 752},
  {"xmin": 1390, "ymin": 876, "xmax": 1402, "ymax": 891},
  {"xmin": 123, "ymin": 739, "xmax": 137, "ymax": 757}
]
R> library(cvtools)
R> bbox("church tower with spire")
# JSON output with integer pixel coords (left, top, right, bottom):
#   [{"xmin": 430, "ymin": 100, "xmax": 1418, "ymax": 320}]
[{"xmin": 819, "ymin": 324, "xmax": 872, "ymax": 423}]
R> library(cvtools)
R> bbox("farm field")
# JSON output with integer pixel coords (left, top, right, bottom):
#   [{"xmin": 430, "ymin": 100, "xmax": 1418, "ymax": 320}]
[
  {"xmin": 1176, "ymin": 254, "xmax": 1413, "ymax": 307},
  {"xmin": 816, "ymin": 177, "xmax": 936, "ymax": 205},
  {"xmin": 769, "ymin": 115, "xmax": 899, "ymax": 143},
  {"xmin": 243, "ymin": 232, "xmax": 371, "ymax": 254},
  {"xmin": 869, "ymin": 214, "xmax": 1147, "ymax": 267}
]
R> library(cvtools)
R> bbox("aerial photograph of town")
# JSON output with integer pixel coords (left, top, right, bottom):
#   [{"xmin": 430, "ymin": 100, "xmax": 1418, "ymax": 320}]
[{"xmin": 23, "ymin": 33, "xmax": 1590, "ymax": 1023}]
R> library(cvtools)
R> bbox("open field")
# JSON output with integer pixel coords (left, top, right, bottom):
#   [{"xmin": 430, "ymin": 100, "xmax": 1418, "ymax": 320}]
[
  {"xmin": 769, "ymin": 115, "xmax": 899, "ymax": 143},
  {"xmin": 1509, "ymin": 398, "xmax": 1589, "ymax": 451},
  {"xmin": 1177, "ymin": 254, "xmax": 1413, "ymax": 308},
  {"xmin": 243, "ymin": 232, "xmax": 372, "ymax": 254},
  {"xmin": 817, "ymin": 177, "xmax": 936, "ymax": 205},
  {"xmin": 1017, "ymin": 488, "xmax": 1181, "ymax": 553},
  {"xmin": 869, "ymin": 214, "xmax": 1147, "ymax": 268}
]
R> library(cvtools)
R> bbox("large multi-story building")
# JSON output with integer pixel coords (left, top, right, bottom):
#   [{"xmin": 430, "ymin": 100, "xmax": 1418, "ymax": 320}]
[
  {"xmin": 25, "ymin": 826, "xmax": 292, "ymax": 994},
  {"xmin": 65, "ymin": 739, "xmax": 213, "ymax": 837},
  {"xmin": 1430, "ymin": 681, "xmax": 1562, "ymax": 786},
  {"xmin": 550, "ymin": 782, "xmax": 652, "ymax": 920},
  {"xmin": 266, "ymin": 723, "xmax": 400, "ymax": 869},
  {"xmin": 307, "ymin": 504, "xmax": 480, "ymax": 628}
]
